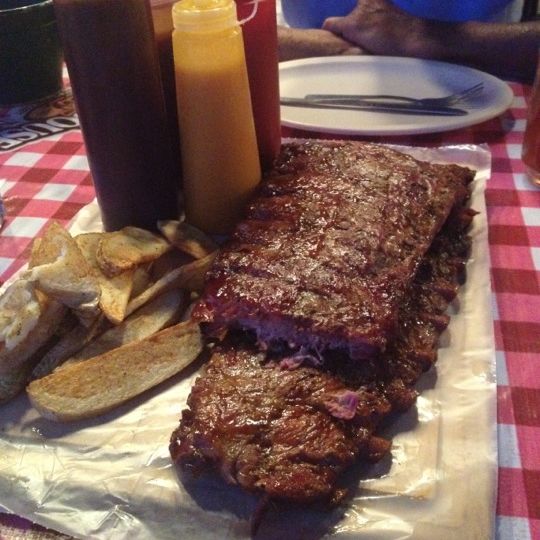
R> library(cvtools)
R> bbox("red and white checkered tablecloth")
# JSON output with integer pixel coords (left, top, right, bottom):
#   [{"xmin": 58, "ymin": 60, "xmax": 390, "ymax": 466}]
[{"xmin": 0, "ymin": 81, "xmax": 539, "ymax": 540}]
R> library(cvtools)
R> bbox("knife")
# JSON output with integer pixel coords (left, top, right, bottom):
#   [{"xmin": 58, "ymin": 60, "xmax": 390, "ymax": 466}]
[{"xmin": 280, "ymin": 97, "xmax": 468, "ymax": 116}]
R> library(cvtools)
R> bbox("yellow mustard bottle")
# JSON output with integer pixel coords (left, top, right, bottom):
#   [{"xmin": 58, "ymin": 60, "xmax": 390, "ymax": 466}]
[{"xmin": 172, "ymin": 0, "xmax": 261, "ymax": 235}]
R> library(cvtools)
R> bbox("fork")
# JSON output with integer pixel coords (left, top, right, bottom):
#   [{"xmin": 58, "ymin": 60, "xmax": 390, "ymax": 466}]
[{"xmin": 304, "ymin": 82, "xmax": 484, "ymax": 108}]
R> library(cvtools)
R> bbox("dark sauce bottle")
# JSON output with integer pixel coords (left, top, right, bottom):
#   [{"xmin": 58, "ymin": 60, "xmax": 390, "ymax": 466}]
[{"xmin": 53, "ymin": 0, "xmax": 180, "ymax": 231}]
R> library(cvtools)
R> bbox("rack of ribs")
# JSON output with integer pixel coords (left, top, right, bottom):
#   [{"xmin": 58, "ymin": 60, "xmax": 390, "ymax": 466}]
[
  {"xmin": 193, "ymin": 141, "xmax": 474, "ymax": 359},
  {"xmin": 171, "ymin": 140, "xmax": 476, "ymax": 507}
]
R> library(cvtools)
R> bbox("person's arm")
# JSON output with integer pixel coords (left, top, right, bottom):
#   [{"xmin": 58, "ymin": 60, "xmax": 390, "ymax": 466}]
[
  {"xmin": 323, "ymin": 0, "xmax": 540, "ymax": 82},
  {"xmin": 442, "ymin": 21, "xmax": 539, "ymax": 82},
  {"xmin": 278, "ymin": 26, "xmax": 364, "ymax": 62}
]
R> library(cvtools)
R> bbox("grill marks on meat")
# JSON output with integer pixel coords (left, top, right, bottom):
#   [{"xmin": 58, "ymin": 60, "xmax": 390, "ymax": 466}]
[
  {"xmin": 193, "ymin": 141, "xmax": 474, "ymax": 359},
  {"xmin": 171, "ymin": 202, "xmax": 474, "ymax": 503}
]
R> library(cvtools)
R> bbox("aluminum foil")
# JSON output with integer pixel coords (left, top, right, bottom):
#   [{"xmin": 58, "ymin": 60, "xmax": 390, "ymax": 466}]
[{"xmin": 0, "ymin": 145, "xmax": 496, "ymax": 540}]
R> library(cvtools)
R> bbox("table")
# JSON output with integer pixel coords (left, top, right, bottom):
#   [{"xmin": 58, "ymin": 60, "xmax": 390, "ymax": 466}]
[{"xmin": 0, "ymin": 81, "xmax": 538, "ymax": 539}]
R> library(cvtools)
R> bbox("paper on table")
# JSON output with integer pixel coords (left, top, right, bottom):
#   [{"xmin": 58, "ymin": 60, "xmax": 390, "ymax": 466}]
[{"xmin": 0, "ymin": 144, "xmax": 496, "ymax": 540}]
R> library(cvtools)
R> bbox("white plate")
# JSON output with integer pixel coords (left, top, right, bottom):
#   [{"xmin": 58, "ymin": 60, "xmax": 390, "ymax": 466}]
[{"xmin": 279, "ymin": 56, "xmax": 514, "ymax": 136}]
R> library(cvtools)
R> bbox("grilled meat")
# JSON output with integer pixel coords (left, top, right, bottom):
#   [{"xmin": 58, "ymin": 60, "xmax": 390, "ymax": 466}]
[
  {"xmin": 171, "ymin": 340, "xmax": 391, "ymax": 503},
  {"xmin": 193, "ymin": 141, "xmax": 474, "ymax": 359},
  {"xmin": 171, "ymin": 198, "xmax": 474, "ymax": 503}
]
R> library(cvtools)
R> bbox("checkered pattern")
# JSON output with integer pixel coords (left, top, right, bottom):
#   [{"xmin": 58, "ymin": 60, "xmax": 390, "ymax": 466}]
[
  {"xmin": 1, "ymin": 82, "xmax": 539, "ymax": 539},
  {"xmin": 0, "ymin": 133, "xmax": 95, "ymax": 282}
]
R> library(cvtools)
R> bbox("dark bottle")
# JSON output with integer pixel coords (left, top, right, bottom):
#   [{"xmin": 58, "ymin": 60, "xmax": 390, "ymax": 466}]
[
  {"xmin": 53, "ymin": 0, "xmax": 180, "ymax": 231},
  {"xmin": 149, "ymin": 0, "xmax": 182, "ymax": 184}
]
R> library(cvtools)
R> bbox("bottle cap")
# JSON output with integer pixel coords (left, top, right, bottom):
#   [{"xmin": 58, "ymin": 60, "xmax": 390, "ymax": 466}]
[{"xmin": 172, "ymin": 0, "xmax": 238, "ymax": 32}]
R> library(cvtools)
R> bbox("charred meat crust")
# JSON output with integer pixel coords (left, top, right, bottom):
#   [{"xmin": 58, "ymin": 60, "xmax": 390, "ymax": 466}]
[{"xmin": 192, "ymin": 141, "xmax": 474, "ymax": 359}]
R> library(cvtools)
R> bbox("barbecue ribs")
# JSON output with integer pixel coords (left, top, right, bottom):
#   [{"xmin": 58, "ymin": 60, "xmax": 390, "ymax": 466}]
[
  {"xmin": 193, "ymin": 141, "xmax": 474, "ymax": 359},
  {"xmin": 171, "ymin": 141, "xmax": 476, "ymax": 504}
]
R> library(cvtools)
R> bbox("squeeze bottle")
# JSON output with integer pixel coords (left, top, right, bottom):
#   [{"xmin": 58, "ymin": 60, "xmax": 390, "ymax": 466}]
[
  {"xmin": 53, "ymin": 0, "xmax": 180, "ymax": 231},
  {"xmin": 234, "ymin": 0, "xmax": 281, "ymax": 170},
  {"xmin": 172, "ymin": 0, "xmax": 261, "ymax": 234}
]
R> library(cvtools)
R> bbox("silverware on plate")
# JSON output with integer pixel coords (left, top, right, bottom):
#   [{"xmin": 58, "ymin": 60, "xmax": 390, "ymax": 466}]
[
  {"xmin": 303, "ymin": 82, "xmax": 484, "ymax": 109},
  {"xmin": 280, "ymin": 96, "xmax": 469, "ymax": 116}
]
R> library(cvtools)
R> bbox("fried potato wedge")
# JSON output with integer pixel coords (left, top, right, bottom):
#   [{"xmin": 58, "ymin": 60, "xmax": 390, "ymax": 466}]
[
  {"xmin": 0, "ymin": 293, "xmax": 66, "ymax": 402},
  {"xmin": 27, "ymin": 221, "xmax": 101, "ymax": 325},
  {"xmin": 76, "ymin": 233, "xmax": 134, "ymax": 324},
  {"xmin": 62, "ymin": 288, "xmax": 186, "ymax": 367},
  {"xmin": 158, "ymin": 220, "xmax": 218, "ymax": 259},
  {"xmin": 96, "ymin": 226, "xmax": 170, "ymax": 277},
  {"xmin": 0, "ymin": 280, "xmax": 43, "ymax": 352},
  {"xmin": 31, "ymin": 315, "xmax": 110, "ymax": 380},
  {"xmin": 27, "ymin": 321, "xmax": 203, "ymax": 421},
  {"xmin": 150, "ymin": 249, "xmax": 192, "ymax": 282},
  {"xmin": 131, "ymin": 265, "xmax": 152, "ymax": 299},
  {"xmin": 29, "ymin": 237, "xmax": 41, "ymax": 268},
  {"xmin": 126, "ymin": 252, "xmax": 216, "ymax": 316},
  {"xmin": 1, "ymin": 306, "xmax": 76, "ymax": 398}
]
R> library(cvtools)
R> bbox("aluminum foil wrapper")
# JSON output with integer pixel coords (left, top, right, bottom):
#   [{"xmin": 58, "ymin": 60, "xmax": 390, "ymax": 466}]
[{"xmin": 0, "ymin": 145, "xmax": 497, "ymax": 540}]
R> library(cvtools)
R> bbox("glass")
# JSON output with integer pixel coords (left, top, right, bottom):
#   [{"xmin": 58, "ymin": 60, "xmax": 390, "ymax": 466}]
[
  {"xmin": 0, "ymin": 0, "xmax": 63, "ymax": 106},
  {"xmin": 522, "ymin": 52, "xmax": 540, "ymax": 187}
]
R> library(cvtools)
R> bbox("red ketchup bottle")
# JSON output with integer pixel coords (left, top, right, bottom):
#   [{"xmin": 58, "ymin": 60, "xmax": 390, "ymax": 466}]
[
  {"xmin": 53, "ymin": 0, "xmax": 180, "ymax": 231},
  {"xmin": 234, "ymin": 0, "xmax": 281, "ymax": 170}
]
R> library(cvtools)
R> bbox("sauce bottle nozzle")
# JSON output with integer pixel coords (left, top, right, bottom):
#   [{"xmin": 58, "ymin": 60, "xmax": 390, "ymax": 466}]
[{"xmin": 173, "ymin": 0, "xmax": 238, "ymax": 31}]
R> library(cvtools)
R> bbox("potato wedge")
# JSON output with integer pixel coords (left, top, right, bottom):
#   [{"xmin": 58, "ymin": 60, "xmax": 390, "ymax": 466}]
[
  {"xmin": 76, "ymin": 233, "xmax": 134, "ymax": 324},
  {"xmin": 31, "ymin": 315, "xmax": 110, "ymax": 380},
  {"xmin": 27, "ymin": 221, "xmax": 101, "ymax": 324},
  {"xmin": 0, "ymin": 307, "xmax": 75, "ymax": 398},
  {"xmin": 62, "ymin": 288, "xmax": 186, "ymax": 366},
  {"xmin": 27, "ymin": 321, "xmax": 203, "ymax": 421},
  {"xmin": 96, "ymin": 226, "xmax": 170, "ymax": 277},
  {"xmin": 158, "ymin": 220, "xmax": 218, "ymax": 259},
  {"xmin": 150, "ymin": 249, "xmax": 192, "ymax": 282},
  {"xmin": 28, "ymin": 237, "xmax": 41, "ymax": 269},
  {"xmin": 0, "ymin": 292, "xmax": 66, "ymax": 402},
  {"xmin": 126, "ymin": 252, "xmax": 216, "ymax": 316},
  {"xmin": 0, "ymin": 280, "xmax": 43, "ymax": 352},
  {"xmin": 131, "ymin": 265, "xmax": 152, "ymax": 299},
  {"xmin": 96, "ymin": 271, "xmax": 134, "ymax": 324}
]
